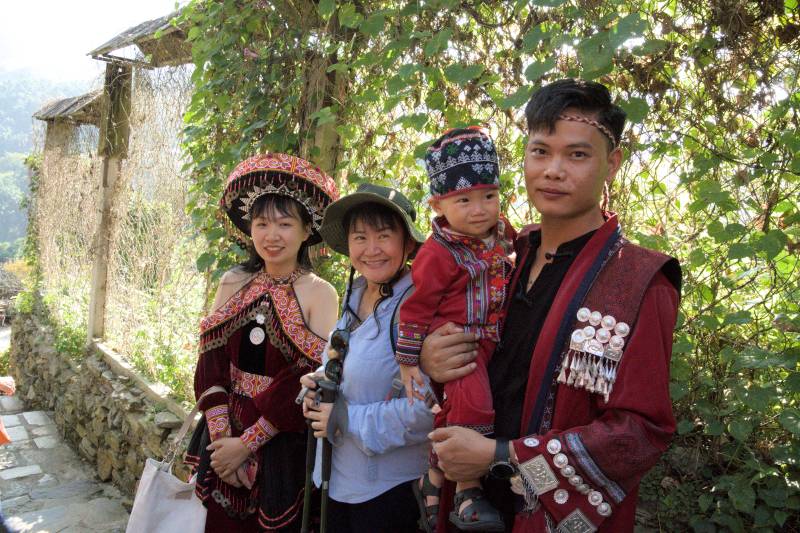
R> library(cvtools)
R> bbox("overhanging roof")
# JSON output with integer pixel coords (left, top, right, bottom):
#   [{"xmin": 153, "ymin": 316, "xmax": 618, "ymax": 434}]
[
  {"xmin": 33, "ymin": 90, "xmax": 103, "ymax": 124},
  {"xmin": 88, "ymin": 10, "xmax": 191, "ymax": 67}
]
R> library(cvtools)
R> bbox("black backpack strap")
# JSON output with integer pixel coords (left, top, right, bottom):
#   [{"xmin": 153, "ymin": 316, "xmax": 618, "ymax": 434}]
[
  {"xmin": 390, "ymin": 284, "xmax": 415, "ymax": 353},
  {"xmin": 387, "ymin": 284, "xmax": 415, "ymax": 401}
]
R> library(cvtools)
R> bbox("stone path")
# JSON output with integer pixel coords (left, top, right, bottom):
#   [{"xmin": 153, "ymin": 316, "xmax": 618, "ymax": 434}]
[{"xmin": 0, "ymin": 328, "xmax": 130, "ymax": 532}]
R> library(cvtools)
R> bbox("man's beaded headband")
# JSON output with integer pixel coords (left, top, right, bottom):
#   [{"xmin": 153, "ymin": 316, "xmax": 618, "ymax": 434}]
[{"xmin": 558, "ymin": 114, "xmax": 618, "ymax": 149}]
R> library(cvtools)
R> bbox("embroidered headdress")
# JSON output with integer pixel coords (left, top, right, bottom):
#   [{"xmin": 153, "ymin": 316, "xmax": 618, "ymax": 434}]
[
  {"xmin": 424, "ymin": 126, "xmax": 500, "ymax": 199},
  {"xmin": 220, "ymin": 153, "xmax": 339, "ymax": 246}
]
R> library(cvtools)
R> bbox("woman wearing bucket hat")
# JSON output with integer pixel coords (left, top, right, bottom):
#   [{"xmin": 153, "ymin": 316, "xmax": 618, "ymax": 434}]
[
  {"xmin": 300, "ymin": 183, "xmax": 434, "ymax": 532},
  {"xmin": 185, "ymin": 153, "xmax": 340, "ymax": 532}
]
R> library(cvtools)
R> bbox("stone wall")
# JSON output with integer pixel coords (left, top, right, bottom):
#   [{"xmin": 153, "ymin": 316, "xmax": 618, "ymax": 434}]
[{"xmin": 8, "ymin": 310, "xmax": 193, "ymax": 500}]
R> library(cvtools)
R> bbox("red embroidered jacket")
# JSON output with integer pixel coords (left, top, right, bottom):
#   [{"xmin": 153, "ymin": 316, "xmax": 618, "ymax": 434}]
[
  {"xmin": 508, "ymin": 215, "xmax": 681, "ymax": 532},
  {"xmin": 395, "ymin": 216, "xmax": 514, "ymax": 366}
]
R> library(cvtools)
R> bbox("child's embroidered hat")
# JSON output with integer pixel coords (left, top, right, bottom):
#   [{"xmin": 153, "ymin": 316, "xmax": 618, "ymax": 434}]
[{"xmin": 424, "ymin": 126, "xmax": 500, "ymax": 198}]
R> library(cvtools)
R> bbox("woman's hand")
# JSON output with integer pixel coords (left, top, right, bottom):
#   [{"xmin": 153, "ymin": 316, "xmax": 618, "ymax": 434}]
[
  {"xmin": 219, "ymin": 470, "xmax": 243, "ymax": 488},
  {"xmin": 419, "ymin": 323, "xmax": 479, "ymax": 383},
  {"xmin": 207, "ymin": 437, "xmax": 250, "ymax": 479},
  {"xmin": 0, "ymin": 376, "xmax": 15, "ymax": 396},
  {"xmin": 303, "ymin": 398, "xmax": 333, "ymax": 438}
]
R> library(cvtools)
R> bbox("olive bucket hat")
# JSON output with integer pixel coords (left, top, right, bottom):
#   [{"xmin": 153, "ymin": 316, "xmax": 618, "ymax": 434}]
[{"xmin": 319, "ymin": 183, "xmax": 426, "ymax": 257}]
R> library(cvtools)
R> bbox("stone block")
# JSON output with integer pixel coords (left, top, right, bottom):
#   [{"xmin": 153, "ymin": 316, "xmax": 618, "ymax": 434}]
[
  {"xmin": 1, "ymin": 414, "xmax": 21, "ymax": 427},
  {"xmin": 0, "ymin": 464, "xmax": 43, "ymax": 480},
  {"xmin": 97, "ymin": 449, "xmax": 113, "ymax": 481},
  {"xmin": 31, "ymin": 425, "xmax": 57, "ymax": 437},
  {"xmin": 22, "ymin": 410, "xmax": 53, "ymax": 426},
  {"xmin": 0, "ymin": 396, "xmax": 23, "ymax": 412},
  {"xmin": 6, "ymin": 426, "xmax": 29, "ymax": 442},
  {"xmin": 79, "ymin": 436, "xmax": 96, "ymax": 459},
  {"xmin": 154, "ymin": 411, "xmax": 182, "ymax": 429},
  {"xmin": 34, "ymin": 436, "xmax": 59, "ymax": 449}
]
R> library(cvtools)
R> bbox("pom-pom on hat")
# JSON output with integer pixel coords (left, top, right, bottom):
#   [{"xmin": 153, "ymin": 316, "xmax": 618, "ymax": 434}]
[
  {"xmin": 220, "ymin": 153, "xmax": 339, "ymax": 247},
  {"xmin": 424, "ymin": 126, "xmax": 500, "ymax": 199}
]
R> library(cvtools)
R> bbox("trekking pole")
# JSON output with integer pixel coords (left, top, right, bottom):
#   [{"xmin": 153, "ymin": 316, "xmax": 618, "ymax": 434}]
[
  {"xmin": 317, "ymin": 379, "xmax": 338, "ymax": 533},
  {"xmin": 297, "ymin": 379, "xmax": 318, "ymax": 533}
]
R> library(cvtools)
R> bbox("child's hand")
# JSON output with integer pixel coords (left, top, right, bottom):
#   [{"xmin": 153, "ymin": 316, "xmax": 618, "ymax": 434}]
[
  {"xmin": 399, "ymin": 365, "xmax": 426, "ymax": 405},
  {"xmin": 0, "ymin": 376, "xmax": 15, "ymax": 396}
]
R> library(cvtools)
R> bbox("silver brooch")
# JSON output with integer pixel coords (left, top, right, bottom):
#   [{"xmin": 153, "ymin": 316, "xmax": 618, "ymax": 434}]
[
  {"xmin": 249, "ymin": 327, "xmax": 266, "ymax": 345},
  {"xmin": 557, "ymin": 307, "xmax": 630, "ymax": 402}
]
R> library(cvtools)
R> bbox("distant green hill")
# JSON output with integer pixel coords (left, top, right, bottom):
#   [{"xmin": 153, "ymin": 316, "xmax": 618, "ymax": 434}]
[{"xmin": 0, "ymin": 70, "xmax": 90, "ymax": 260}]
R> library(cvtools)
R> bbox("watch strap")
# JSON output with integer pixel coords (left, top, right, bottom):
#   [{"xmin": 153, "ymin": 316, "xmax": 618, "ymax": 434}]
[{"xmin": 494, "ymin": 438, "xmax": 510, "ymax": 463}]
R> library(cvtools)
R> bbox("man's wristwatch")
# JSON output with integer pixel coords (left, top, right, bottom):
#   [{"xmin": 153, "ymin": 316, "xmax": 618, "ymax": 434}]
[{"xmin": 489, "ymin": 438, "xmax": 517, "ymax": 480}]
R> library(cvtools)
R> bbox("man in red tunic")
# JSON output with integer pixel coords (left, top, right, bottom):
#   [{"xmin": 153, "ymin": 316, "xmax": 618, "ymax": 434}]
[{"xmin": 420, "ymin": 79, "xmax": 681, "ymax": 532}]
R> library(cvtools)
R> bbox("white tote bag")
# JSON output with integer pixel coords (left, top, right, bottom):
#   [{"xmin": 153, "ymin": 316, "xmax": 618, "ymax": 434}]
[{"xmin": 126, "ymin": 404, "xmax": 207, "ymax": 533}]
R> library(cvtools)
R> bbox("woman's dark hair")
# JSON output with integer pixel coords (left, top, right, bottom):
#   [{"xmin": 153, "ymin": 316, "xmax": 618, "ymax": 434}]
[
  {"xmin": 524, "ymin": 79, "xmax": 626, "ymax": 150},
  {"xmin": 240, "ymin": 194, "xmax": 313, "ymax": 273},
  {"xmin": 343, "ymin": 202, "xmax": 405, "ymax": 237},
  {"xmin": 341, "ymin": 202, "xmax": 411, "ymax": 329}
]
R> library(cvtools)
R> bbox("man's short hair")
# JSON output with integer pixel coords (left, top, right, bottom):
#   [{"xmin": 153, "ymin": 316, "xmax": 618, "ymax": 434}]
[{"xmin": 524, "ymin": 79, "xmax": 626, "ymax": 150}]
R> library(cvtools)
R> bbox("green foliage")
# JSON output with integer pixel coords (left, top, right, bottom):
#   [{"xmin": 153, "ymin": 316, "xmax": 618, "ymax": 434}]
[
  {"xmin": 0, "ymin": 349, "xmax": 8, "ymax": 376},
  {"xmin": 177, "ymin": 1, "xmax": 799, "ymax": 529}
]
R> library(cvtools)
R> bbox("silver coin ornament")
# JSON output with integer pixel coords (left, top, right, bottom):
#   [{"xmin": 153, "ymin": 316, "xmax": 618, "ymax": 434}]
[
  {"xmin": 595, "ymin": 328, "xmax": 611, "ymax": 344},
  {"xmin": 577, "ymin": 307, "xmax": 591, "ymax": 322},
  {"xmin": 609, "ymin": 335, "xmax": 625, "ymax": 350},
  {"xmin": 614, "ymin": 322, "xmax": 630, "ymax": 337},
  {"xmin": 569, "ymin": 475, "xmax": 583, "ymax": 486},
  {"xmin": 601, "ymin": 315, "xmax": 616, "ymax": 329},
  {"xmin": 582, "ymin": 325, "xmax": 596, "ymax": 339},
  {"xmin": 249, "ymin": 327, "xmax": 266, "ymax": 345},
  {"xmin": 577, "ymin": 484, "xmax": 591, "ymax": 494},
  {"xmin": 597, "ymin": 502, "xmax": 612, "ymax": 516},
  {"xmin": 589, "ymin": 311, "xmax": 602, "ymax": 326},
  {"xmin": 547, "ymin": 439, "xmax": 562, "ymax": 454},
  {"xmin": 560, "ymin": 465, "xmax": 576, "ymax": 477},
  {"xmin": 554, "ymin": 489, "xmax": 569, "ymax": 504},
  {"xmin": 588, "ymin": 490, "xmax": 603, "ymax": 506},
  {"xmin": 553, "ymin": 453, "xmax": 569, "ymax": 468}
]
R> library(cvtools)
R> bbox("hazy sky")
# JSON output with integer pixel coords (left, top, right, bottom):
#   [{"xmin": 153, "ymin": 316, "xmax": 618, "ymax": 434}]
[{"xmin": 0, "ymin": 0, "xmax": 183, "ymax": 83}]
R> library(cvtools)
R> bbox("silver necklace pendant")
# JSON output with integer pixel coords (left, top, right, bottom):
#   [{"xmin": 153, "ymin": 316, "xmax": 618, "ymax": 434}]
[{"xmin": 249, "ymin": 326, "xmax": 266, "ymax": 345}]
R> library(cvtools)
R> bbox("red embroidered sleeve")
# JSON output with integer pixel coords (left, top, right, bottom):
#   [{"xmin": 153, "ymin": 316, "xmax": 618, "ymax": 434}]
[
  {"xmin": 511, "ymin": 274, "xmax": 678, "ymax": 531},
  {"xmin": 396, "ymin": 241, "xmax": 458, "ymax": 366},
  {"xmin": 240, "ymin": 416, "xmax": 278, "ymax": 453},
  {"xmin": 205, "ymin": 404, "xmax": 231, "ymax": 441},
  {"xmin": 250, "ymin": 362, "xmax": 309, "ymax": 436}
]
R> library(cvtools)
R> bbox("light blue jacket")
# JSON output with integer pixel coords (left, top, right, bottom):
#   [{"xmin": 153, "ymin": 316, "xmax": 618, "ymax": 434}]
[{"xmin": 313, "ymin": 271, "xmax": 434, "ymax": 503}]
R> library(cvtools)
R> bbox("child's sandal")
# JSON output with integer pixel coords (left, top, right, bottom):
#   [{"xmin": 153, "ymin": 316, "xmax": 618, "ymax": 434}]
[
  {"xmin": 448, "ymin": 487, "xmax": 505, "ymax": 532},
  {"xmin": 413, "ymin": 472, "xmax": 440, "ymax": 533}
]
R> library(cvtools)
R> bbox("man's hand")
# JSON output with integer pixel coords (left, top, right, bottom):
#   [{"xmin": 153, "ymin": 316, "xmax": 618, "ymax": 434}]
[
  {"xmin": 207, "ymin": 437, "xmax": 250, "ymax": 479},
  {"xmin": 419, "ymin": 322, "xmax": 478, "ymax": 383},
  {"xmin": 430, "ymin": 426, "xmax": 494, "ymax": 482},
  {"xmin": 0, "ymin": 376, "xmax": 15, "ymax": 395}
]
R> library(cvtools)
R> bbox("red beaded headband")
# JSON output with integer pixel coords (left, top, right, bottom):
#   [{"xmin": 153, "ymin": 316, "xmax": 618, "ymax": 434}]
[{"xmin": 558, "ymin": 114, "xmax": 618, "ymax": 149}]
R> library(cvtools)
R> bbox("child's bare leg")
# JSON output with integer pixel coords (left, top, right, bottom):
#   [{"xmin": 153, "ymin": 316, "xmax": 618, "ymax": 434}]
[
  {"xmin": 454, "ymin": 478, "xmax": 481, "ymax": 513},
  {"xmin": 424, "ymin": 466, "xmax": 443, "ymax": 505}
]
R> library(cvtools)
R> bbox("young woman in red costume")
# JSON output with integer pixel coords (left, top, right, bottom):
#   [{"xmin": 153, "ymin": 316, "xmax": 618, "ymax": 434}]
[{"xmin": 186, "ymin": 154, "xmax": 339, "ymax": 532}]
